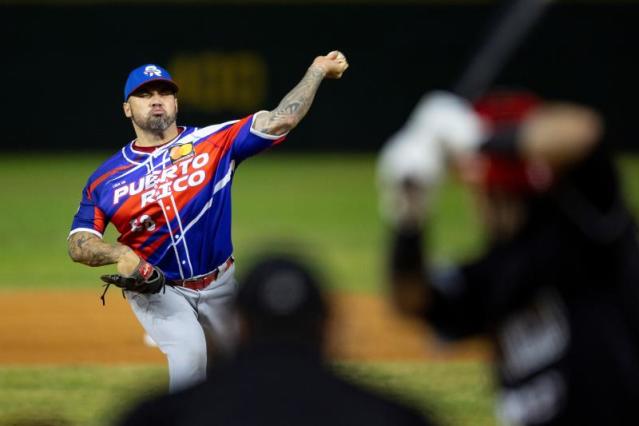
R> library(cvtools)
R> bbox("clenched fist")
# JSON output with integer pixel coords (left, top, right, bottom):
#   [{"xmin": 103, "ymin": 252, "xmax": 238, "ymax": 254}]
[{"xmin": 311, "ymin": 50, "xmax": 349, "ymax": 79}]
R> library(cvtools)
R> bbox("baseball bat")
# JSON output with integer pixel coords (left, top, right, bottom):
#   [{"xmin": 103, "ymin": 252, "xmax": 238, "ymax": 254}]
[{"xmin": 453, "ymin": 0, "xmax": 555, "ymax": 102}]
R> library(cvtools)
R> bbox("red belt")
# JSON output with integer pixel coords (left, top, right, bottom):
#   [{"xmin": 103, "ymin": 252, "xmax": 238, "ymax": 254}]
[{"xmin": 172, "ymin": 257, "xmax": 234, "ymax": 291}]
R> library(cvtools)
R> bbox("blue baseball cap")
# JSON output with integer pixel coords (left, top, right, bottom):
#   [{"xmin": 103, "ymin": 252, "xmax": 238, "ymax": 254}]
[{"xmin": 124, "ymin": 64, "xmax": 179, "ymax": 101}]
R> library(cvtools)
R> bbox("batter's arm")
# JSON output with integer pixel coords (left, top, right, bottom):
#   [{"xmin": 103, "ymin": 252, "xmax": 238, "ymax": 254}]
[
  {"xmin": 252, "ymin": 50, "xmax": 349, "ymax": 136},
  {"xmin": 390, "ymin": 224, "xmax": 432, "ymax": 317},
  {"xmin": 68, "ymin": 231, "xmax": 140, "ymax": 276},
  {"xmin": 519, "ymin": 103, "xmax": 603, "ymax": 170}
]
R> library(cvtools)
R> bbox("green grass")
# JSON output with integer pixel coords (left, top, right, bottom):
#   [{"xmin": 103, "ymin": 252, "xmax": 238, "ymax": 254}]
[
  {"xmin": 0, "ymin": 365, "xmax": 166, "ymax": 426},
  {"xmin": 0, "ymin": 152, "xmax": 482, "ymax": 292},
  {"xmin": 0, "ymin": 153, "xmax": 491, "ymax": 426},
  {"xmin": 1, "ymin": 152, "xmax": 637, "ymax": 426},
  {"xmin": 336, "ymin": 361, "xmax": 495, "ymax": 426},
  {"xmin": 2, "ymin": 152, "xmax": 637, "ymax": 291},
  {"xmin": 0, "ymin": 362, "xmax": 494, "ymax": 426}
]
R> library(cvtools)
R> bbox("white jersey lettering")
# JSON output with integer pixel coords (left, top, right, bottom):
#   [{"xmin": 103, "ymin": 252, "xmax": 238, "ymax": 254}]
[
  {"xmin": 114, "ymin": 186, "xmax": 129, "ymax": 204},
  {"xmin": 113, "ymin": 153, "xmax": 210, "ymax": 207}
]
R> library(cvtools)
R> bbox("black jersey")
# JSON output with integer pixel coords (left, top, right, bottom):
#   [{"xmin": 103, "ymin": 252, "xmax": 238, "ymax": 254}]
[{"xmin": 427, "ymin": 142, "xmax": 639, "ymax": 425}]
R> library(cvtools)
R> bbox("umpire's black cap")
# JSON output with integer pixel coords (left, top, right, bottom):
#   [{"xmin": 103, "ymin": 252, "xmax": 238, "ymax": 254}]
[{"xmin": 236, "ymin": 255, "xmax": 328, "ymax": 339}]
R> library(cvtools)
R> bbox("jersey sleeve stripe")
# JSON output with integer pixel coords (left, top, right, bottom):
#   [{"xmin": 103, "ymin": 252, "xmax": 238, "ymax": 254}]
[
  {"xmin": 193, "ymin": 120, "xmax": 240, "ymax": 139},
  {"xmin": 67, "ymin": 227, "xmax": 103, "ymax": 240}
]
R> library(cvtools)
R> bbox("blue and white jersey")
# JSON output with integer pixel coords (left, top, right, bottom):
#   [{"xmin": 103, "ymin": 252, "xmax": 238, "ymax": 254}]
[{"xmin": 70, "ymin": 113, "xmax": 285, "ymax": 280}]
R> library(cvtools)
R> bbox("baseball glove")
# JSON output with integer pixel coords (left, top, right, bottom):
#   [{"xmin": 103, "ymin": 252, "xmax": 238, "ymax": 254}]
[{"xmin": 99, "ymin": 260, "xmax": 171, "ymax": 305}]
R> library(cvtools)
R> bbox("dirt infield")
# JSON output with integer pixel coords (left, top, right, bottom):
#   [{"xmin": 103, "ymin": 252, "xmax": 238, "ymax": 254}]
[{"xmin": 0, "ymin": 290, "xmax": 488, "ymax": 364}]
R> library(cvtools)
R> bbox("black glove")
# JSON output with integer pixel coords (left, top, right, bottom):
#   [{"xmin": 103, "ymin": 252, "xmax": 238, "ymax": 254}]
[{"xmin": 99, "ymin": 260, "xmax": 171, "ymax": 305}]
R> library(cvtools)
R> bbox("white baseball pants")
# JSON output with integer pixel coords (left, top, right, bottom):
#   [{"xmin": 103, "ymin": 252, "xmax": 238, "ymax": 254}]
[{"xmin": 126, "ymin": 264, "xmax": 239, "ymax": 392}]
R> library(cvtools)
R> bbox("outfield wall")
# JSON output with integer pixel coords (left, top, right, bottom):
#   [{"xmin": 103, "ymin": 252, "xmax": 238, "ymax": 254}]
[{"xmin": 3, "ymin": 2, "xmax": 638, "ymax": 152}]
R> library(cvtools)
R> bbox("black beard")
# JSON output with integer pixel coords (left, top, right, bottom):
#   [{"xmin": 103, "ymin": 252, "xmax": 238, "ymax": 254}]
[{"xmin": 133, "ymin": 111, "xmax": 176, "ymax": 134}]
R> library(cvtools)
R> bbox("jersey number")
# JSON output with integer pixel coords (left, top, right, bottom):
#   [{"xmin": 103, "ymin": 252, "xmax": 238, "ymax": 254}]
[{"xmin": 130, "ymin": 215, "xmax": 156, "ymax": 232}]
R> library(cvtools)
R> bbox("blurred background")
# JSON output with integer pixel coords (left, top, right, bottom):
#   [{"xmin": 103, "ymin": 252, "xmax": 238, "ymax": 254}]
[
  {"xmin": 1, "ymin": 0, "xmax": 638, "ymax": 425},
  {"xmin": 3, "ymin": 0, "xmax": 639, "ymax": 152}
]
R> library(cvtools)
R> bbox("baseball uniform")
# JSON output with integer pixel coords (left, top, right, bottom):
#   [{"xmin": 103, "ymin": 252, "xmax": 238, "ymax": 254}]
[
  {"xmin": 386, "ymin": 91, "xmax": 639, "ymax": 425},
  {"xmin": 69, "ymin": 114, "xmax": 285, "ymax": 390}
]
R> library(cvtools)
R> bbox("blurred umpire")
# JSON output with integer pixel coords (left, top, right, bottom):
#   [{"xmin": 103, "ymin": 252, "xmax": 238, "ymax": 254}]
[
  {"xmin": 377, "ymin": 89, "xmax": 639, "ymax": 425},
  {"xmin": 119, "ymin": 254, "xmax": 436, "ymax": 426}
]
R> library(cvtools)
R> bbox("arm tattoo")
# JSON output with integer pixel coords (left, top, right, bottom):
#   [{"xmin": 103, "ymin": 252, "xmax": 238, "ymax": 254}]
[
  {"xmin": 68, "ymin": 232, "xmax": 128, "ymax": 267},
  {"xmin": 257, "ymin": 66, "xmax": 326, "ymax": 135}
]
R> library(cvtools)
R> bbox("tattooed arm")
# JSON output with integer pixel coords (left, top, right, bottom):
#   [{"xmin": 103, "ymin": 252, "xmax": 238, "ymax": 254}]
[
  {"xmin": 68, "ymin": 231, "xmax": 141, "ymax": 276},
  {"xmin": 252, "ymin": 50, "xmax": 349, "ymax": 136}
]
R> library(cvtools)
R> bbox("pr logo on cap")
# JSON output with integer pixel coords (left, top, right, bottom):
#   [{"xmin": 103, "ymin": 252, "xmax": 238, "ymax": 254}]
[
  {"xmin": 143, "ymin": 65, "xmax": 162, "ymax": 77},
  {"xmin": 124, "ymin": 64, "xmax": 179, "ymax": 101}
]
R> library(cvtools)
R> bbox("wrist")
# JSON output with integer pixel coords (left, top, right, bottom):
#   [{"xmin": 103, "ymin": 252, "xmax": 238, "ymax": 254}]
[
  {"xmin": 308, "ymin": 63, "xmax": 327, "ymax": 78},
  {"xmin": 116, "ymin": 247, "xmax": 141, "ymax": 276}
]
